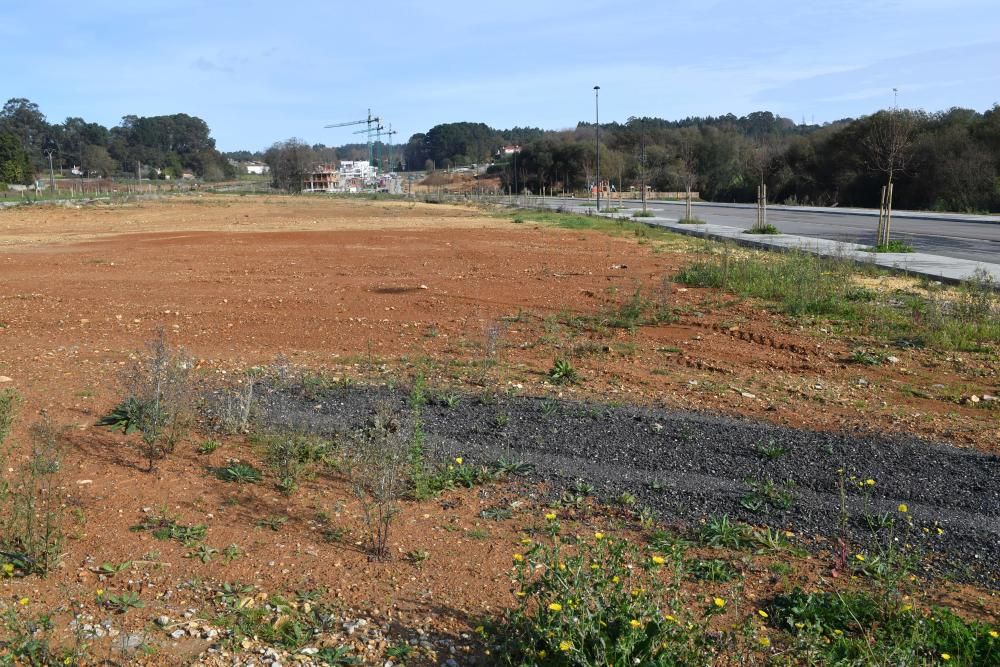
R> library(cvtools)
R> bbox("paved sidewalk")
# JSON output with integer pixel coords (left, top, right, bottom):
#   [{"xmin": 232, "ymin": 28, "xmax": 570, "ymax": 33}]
[{"xmin": 547, "ymin": 202, "xmax": 1000, "ymax": 285}]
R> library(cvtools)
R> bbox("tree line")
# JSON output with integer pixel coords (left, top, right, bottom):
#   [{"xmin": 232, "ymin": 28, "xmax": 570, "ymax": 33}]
[
  {"xmin": 404, "ymin": 107, "xmax": 1000, "ymax": 213},
  {"xmin": 0, "ymin": 98, "xmax": 234, "ymax": 184}
]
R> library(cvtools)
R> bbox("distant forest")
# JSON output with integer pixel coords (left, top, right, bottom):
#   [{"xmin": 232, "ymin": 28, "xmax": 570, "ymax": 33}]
[
  {"xmin": 4, "ymin": 95, "xmax": 998, "ymax": 212},
  {"xmin": 0, "ymin": 98, "xmax": 235, "ymax": 183},
  {"xmin": 402, "ymin": 108, "xmax": 1000, "ymax": 212}
]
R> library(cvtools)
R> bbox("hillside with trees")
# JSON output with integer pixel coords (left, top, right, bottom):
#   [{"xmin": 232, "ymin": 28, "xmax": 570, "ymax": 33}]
[
  {"xmin": 0, "ymin": 98, "xmax": 234, "ymax": 183},
  {"xmin": 402, "ymin": 107, "xmax": 1000, "ymax": 213}
]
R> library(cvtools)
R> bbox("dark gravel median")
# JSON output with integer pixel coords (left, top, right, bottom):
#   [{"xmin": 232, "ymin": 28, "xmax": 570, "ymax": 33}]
[{"xmin": 252, "ymin": 382, "xmax": 1000, "ymax": 588}]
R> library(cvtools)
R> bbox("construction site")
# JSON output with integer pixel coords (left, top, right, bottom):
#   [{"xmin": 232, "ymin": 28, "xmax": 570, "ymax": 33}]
[{"xmin": 304, "ymin": 109, "xmax": 403, "ymax": 193}]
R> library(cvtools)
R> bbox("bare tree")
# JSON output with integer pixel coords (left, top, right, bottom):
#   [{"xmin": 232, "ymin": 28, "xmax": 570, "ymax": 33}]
[
  {"xmin": 676, "ymin": 128, "xmax": 700, "ymax": 221},
  {"xmin": 746, "ymin": 137, "xmax": 780, "ymax": 231},
  {"xmin": 864, "ymin": 109, "xmax": 917, "ymax": 246}
]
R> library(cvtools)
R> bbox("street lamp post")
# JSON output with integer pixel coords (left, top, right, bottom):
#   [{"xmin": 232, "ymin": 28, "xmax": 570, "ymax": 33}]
[{"xmin": 594, "ymin": 85, "xmax": 601, "ymax": 212}]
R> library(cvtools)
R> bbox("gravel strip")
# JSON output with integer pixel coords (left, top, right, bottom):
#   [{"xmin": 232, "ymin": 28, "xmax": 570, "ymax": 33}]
[{"xmin": 253, "ymin": 383, "xmax": 1000, "ymax": 588}]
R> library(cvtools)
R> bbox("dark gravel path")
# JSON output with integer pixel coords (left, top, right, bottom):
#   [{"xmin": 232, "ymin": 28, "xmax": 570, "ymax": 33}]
[{"xmin": 252, "ymin": 383, "xmax": 1000, "ymax": 587}]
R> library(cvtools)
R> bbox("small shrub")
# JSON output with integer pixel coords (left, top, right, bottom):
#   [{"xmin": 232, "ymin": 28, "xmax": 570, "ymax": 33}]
[
  {"xmin": 0, "ymin": 417, "xmax": 66, "ymax": 576},
  {"xmin": 255, "ymin": 431, "xmax": 334, "ymax": 495},
  {"xmin": 677, "ymin": 217, "xmax": 706, "ymax": 225},
  {"xmin": 494, "ymin": 533, "xmax": 722, "ymax": 665},
  {"xmin": 214, "ymin": 369, "xmax": 259, "ymax": 434},
  {"xmin": 105, "ymin": 329, "xmax": 195, "ymax": 471},
  {"xmin": 347, "ymin": 405, "xmax": 411, "ymax": 560},
  {"xmin": 633, "ymin": 209, "xmax": 655, "ymax": 217}
]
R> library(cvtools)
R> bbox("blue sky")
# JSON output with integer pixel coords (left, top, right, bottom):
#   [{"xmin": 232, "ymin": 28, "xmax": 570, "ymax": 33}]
[{"xmin": 3, "ymin": 0, "xmax": 998, "ymax": 151}]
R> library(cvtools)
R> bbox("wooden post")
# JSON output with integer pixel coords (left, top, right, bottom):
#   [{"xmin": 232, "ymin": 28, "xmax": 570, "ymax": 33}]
[
  {"xmin": 884, "ymin": 183, "xmax": 894, "ymax": 246},
  {"xmin": 762, "ymin": 184, "xmax": 767, "ymax": 229}
]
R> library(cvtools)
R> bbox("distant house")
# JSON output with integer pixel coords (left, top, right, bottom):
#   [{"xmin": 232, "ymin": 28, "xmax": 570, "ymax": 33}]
[
  {"xmin": 181, "ymin": 172, "xmax": 196, "ymax": 180},
  {"xmin": 497, "ymin": 145, "xmax": 521, "ymax": 157},
  {"xmin": 245, "ymin": 161, "xmax": 269, "ymax": 175}
]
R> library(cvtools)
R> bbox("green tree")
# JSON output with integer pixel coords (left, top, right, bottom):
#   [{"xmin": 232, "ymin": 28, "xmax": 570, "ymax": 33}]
[
  {"xmin": 0, "ymin": 133, "xmax": 34, "ymax": 185},
  {"xmin": 264, "ymin": 138, "xmax": 316, "ymax": 192}
]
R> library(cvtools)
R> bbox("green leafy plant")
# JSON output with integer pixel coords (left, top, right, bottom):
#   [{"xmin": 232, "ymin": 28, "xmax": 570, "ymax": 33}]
[
  {"xmin": 213, "ymin": 461, "xmax": 262, "ymax": 484},
  {"xmin": 102, "ymin": 591, "xmax": 144, "ymax": 614},
  {"xmin": 493, "ymin": 532, "xmax": 723, "ymax": 665},
  {"xmin": 131, "ymin": 511, "xmax": 206, "ymax": 545},
  {"xmin": 198, "ymin": 439, "xmax": 222, "ymax": 454},
  {"xmin": 548, "ymin": 358, "xmax": 579, "ymax": 384}
]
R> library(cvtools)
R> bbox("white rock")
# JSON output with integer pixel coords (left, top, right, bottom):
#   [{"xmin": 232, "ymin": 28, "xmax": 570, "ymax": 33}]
[
  {"xmin": 0, "ymin": 376, "xmax": 12, "ymax": 383},
  {"xmin": 741, "ymin": 392, "xmax": 756, "ymax": 399}
]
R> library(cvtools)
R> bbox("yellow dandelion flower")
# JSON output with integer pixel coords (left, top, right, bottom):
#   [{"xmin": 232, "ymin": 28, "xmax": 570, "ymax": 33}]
[
  {"xmin": 455, "ymin": 457, "xmax": 463, "ymax": 465},
  {"xmin": 758, "ymin": 609, "xmax": 769, "ymax": 618},
  {"xmin": 548, "ymin": 602, "xmax": 562, "ymax": 612},
  {"xmin": 902, "ymin": 604, "xmax": 913, "ymax": 612},
  {"xmin": 513, "ymin": 553, "xmax": 524, "ymax": 562},
  {"xmin": 855, "ymin": 554, "xmax": 866, "ymax": 562},
  {"xmin": 2, "ymin": 563, "xmax": 13, "ymax": 574},
  {"xmin": 558, "ymin": 563, "xmax": 566, "ymax": 571},
  {"xmin": 520, "ymin": 538, "xmax": 532, "ymax": 545},
  {"xmin": 937, "ymin": 527, "xmax": 944, "ymax": 535},
  {"xmin": 713, "ymin": 597, "xmax": 726, "ymax": 609},
  {"xmin": 545, "ymin": 512, "xmax": 557, "ymax": 521},
  {"xmin": 795, "ymin": 622, "xmax": 805, "ymax": 629},
  {"xmin": 516, "ymin": 591, "xmax": 526, "ymax": 598},
  {"xmin": 651, "ymin": 555, "xmax": 665, "ymax": 565},
  {"xmin": 941, "ymin": 654, "xmax": 951, "ymax": 661},
  {"xmin": 759, "ymin": 637, "xmax": 771, "ymax": 648},
  {"xmin": 865, "ymin": 479, "xmax": 876, "ymax": 486},
  {"xmin": 664, "ymin": 614, "xmax": 676, "ymax": 623},
  {"xmin": 559, "ymin": 640, "xmax": 573, "ymax": 652},
  {"xmin": 629, "ymin": 619, "xmax": 642, "ymax": 629},
  {"xmin": 833, "ymin": 629, "xmax": 843, "ymax": 636},
  {"xmin": 537, "ymin": 650, "xmax": 547, "ymax": 658},
  {"xmin": 96, "ymin": 588, "xmax": 104, "ymax": 596},
  {"xmin": 18, "ymin": 597, "xmax": 28, "ymax": 606},
  {"xmin": 989, "ymin": 630, "xmax": 998, "ymax": 638},
  {"xmin": 611, "ymin": 575, "xmax": 620, "ymax": 584},
  {"xmin": 594, "ymin": 532, "xmax": 605, "ymax": 540},
  {"xmin": 898, "ymin": 503, "xmax": 908, "ymax": 513}
]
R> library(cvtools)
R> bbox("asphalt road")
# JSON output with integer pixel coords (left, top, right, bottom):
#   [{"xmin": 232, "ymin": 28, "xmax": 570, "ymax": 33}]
[{"xmin": 589, "ymin": 199, "xmax": 1000, "ymax": 264}]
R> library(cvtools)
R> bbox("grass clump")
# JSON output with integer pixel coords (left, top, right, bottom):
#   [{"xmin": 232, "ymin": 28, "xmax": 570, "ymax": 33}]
[
  {"xmin": 254, "ymin": 431, "xmax": 336, "ymax": 495},
  {"xmin": 744, "ymin": 223, "xmax": 781, "ymax": 235},
  {"xmin": 767, "ymin": 589, "xmax": 997, "ymax": 665},
  {"xmin": 677, "ymin": 217, "xmax": 706, "ymax": 224},
  {"xmin": 873, "ymin": 239, "xmax": 915, "ymax": 253},
  {"xmin": 675, "ymin": 250, "xmax": 1000, "ymax": 351}
]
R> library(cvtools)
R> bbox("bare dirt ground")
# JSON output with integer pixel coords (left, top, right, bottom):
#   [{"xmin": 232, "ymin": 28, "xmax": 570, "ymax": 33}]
[{"xmin": 0, "ymin": 195, "xmax": 996, "ymax": 664}]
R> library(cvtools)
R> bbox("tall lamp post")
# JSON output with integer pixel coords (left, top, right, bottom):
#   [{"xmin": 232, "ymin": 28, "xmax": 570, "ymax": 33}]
[{"xmin": 594, "ymin": 85, "xmax": 601, "ymax": 212}]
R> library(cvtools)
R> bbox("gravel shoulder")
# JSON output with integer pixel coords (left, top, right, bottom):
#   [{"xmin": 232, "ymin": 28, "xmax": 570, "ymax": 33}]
[{"xmin": 255, "ymin": 382, "xmax": 1000, "ymax": 588}]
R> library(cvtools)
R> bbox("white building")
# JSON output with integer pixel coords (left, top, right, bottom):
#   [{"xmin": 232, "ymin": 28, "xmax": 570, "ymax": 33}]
[{"xmin": 245, "ymin": 161, "xmax": 270, "ymax": 175}]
